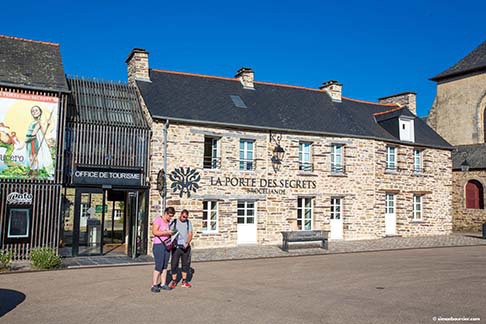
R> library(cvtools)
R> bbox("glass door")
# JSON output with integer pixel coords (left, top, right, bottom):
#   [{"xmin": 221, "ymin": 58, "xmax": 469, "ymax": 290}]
[
  {"xmin": 127, "ymin": 192, "xmax": 138, "ymax": 258},
  {"xmin": 126, "ymin": 190, "xmax": 148, "ymax": 258},
  {"xmin": 74, "ymin": 189, "xmax": 105, "ymax": 256}
]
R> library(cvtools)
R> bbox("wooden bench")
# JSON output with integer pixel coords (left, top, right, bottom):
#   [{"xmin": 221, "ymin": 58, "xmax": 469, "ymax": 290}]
[{"xmin": 281, "ymin": 230, "xmax": 329, "ymax": 252}]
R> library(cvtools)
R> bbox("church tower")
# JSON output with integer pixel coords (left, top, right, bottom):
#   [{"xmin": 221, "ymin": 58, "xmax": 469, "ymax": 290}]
[{"xmin": 427, "ymin": 41, "xmax": 486, "ymax": 145}]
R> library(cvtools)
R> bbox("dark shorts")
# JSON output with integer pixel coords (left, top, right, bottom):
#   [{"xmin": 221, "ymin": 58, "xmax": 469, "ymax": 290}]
[
  {"xmin": 171, "ymin": 245, "xmax": 191, "ymax": 274},
  {"xmin": 153, "ymin": 243, "xmax": 170, "ymax": 272}
]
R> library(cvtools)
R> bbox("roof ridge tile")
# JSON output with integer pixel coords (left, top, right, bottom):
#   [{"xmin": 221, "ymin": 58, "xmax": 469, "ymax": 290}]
[
  {"xmin": 373, "ymin": 106, "xmax": 404, "ymax": 116},
  {"xmin": 343, "ymin": 96, "xmax": 397, "ymax": 107},
  {"xmin": 151, "ymin": 69, "xmax": 324, "ymax": 92},
  {"xmin": 0, "ymin": 34, "xmax": 59, "ymax": 47}
]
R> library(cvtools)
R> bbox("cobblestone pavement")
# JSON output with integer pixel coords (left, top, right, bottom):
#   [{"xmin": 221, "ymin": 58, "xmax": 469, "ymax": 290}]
[{"xmin": 59, "ymin": 232, "xmax": 486, "ymax": 268}]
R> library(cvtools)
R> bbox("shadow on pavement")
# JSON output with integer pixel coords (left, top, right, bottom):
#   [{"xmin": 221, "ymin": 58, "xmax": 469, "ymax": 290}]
[{"xmin": 0, "ymin": 289, "xmax": 26, "ymax": 317}]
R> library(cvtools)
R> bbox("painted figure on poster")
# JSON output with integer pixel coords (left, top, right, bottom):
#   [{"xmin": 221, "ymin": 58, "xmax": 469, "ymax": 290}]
[
  {"xmin": 11, "ymin": 132, "xmax": 27, "ymax": 165},
  {"xmin": 0, "ymin": 122, "xmax": 14, "ymax": 165},
  {"xmin": 25, "ymin": 105, "xmax": 53, "ymax": 175}
]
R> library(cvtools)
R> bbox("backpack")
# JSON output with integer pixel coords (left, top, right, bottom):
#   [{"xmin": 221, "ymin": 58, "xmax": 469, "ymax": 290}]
[{"xmin": 170, "ymin": 218, "xmax": 191, "ymax": 232}]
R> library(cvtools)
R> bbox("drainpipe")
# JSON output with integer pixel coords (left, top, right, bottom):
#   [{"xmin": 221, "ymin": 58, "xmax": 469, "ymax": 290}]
[{"xmin": 162, "ymin": 119, "xmax": 169, "ymax": 211}]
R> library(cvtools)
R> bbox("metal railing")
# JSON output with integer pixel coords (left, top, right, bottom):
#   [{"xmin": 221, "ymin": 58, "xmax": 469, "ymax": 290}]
[
  {"xmin": 299, "ymin": 162, "xmax": 313, "ymax": 172},
  {"xmin": 203, "ymin": 156, "xmax": 221, "ymax": 169},
  {"xmin": 385, "ymin": 163, "xmax": 397, "ymax": 172},
  {"xmin": 239, "ymin": 159, "xmax": 256, "ymax": 171},
  {"xmin": 331, "ymin": 164, "xmax": 345, "ymax": 173}
]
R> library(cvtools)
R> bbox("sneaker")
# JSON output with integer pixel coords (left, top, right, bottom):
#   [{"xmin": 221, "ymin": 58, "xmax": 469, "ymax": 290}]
[
  {"xmin": 160, "ymin": 284, "xmax": 172, "ymax": 291},
  {"xmin": 181, "ymin": 281, "xmax": 192, "ymax": 288},
  {"xmin": 169, "ymin": 281, "xmax": 177, "ymax": 289},
  {"xmin": 151, "ymin": 285, "xmax": 160, "ymax": 293}
]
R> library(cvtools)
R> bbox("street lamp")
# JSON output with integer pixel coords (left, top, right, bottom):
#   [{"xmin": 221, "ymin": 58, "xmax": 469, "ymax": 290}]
[
  {"xmin": 270, "ymin": 132, "xmax": 285, "ymax": 172},
  {"xmin": 156, "ymin": 169, "xmax": 166, "ymax": 197}
]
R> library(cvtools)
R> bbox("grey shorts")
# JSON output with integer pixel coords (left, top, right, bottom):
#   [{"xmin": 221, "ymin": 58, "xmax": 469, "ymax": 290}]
[{"xmin": 153, "ymin": 244, "xmax": 170, "ymax": 272}]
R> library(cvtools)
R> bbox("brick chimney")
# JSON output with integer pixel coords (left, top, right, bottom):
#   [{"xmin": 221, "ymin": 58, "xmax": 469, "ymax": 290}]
[
  {"xmin": 235, "ymin": 67, "xmax": 254, "ymax": 89},
  {"xmin": 378, "ymin": 92, "xmax": 416, "ymax": 115},
  {"xmin": 126, "ymin": 48, "xmax": 150, "ymax": 85},
  {"xmin": 320, "ymin": 80, "xmax": 342, "ymax": 102}
]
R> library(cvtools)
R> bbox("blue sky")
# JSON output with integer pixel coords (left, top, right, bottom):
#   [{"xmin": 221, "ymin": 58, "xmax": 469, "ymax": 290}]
[{"xmin": 1, "ymin": 0, "xmax": 484, "ymax": 117}]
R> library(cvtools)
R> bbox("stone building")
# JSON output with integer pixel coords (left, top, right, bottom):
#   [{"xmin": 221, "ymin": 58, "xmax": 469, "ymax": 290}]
[
  {"xmin": 0, "ymin": 34, "xmax": 459, "ymax": 259},
  {"xmin": 127, "ymin": 49, "xmax": 454, "ymax": 248},
  {"xmin": 428, "ymin": 40, "xmax": 486, "ymax": 232}
]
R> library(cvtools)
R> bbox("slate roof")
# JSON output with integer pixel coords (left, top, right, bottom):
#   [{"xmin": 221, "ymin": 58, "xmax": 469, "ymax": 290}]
[
  {"xmin": 0, "ymin": 35, "xmax": 68, "ymax": 92},
  {"xmin": 431, "ymin": 41, "xmax": 486, "ymax": 81},
  {"xmin": 137, "ymin": 69, "xmax": 453, "ymax": 150},
  {"xmin": 452, "ymin": 143, "xmax": 486, "ymax": 170}
]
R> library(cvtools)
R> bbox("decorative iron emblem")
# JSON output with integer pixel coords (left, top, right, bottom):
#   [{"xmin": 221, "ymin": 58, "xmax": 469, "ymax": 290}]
[{"xmin": 168, "ymin": 167, "xmax": 201, "ymax": 198}]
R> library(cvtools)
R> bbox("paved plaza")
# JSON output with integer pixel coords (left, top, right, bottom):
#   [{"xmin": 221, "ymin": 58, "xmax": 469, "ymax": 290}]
[
  {"xmin": 1, "ymin": 245, "xmax": 485, "ymax": 324},
  {"xmin": 60, "ymin": 232, "xmax": 486, "ymax": 268}
]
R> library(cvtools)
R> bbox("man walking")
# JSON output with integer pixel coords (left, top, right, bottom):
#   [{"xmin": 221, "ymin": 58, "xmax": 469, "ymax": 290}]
[{"xmin": 169, "ymin": 209, "xmax": 193, "ymax": 288}]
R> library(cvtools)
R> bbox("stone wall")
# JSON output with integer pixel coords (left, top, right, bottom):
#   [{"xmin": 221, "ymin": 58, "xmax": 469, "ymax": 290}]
[
  {"xmin": 147, "ymin": 122, "xmax": 453, "ymax": 249},
  {"xmin": 427, "ymin": 73, "xmax": 486, "ymax": 145},
  {"xmin": 379, "ymin": 92, "xmax": 417, "ymax": 116},
  {"xmin": 452, "ymin": 170, "xmax": 486, "ymax": 231}
]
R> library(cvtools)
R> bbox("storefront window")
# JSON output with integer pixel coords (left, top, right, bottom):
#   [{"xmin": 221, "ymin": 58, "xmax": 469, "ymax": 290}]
[{"xmin": 7, "ymin": 208, "xmax": 31, "ymax": 239}]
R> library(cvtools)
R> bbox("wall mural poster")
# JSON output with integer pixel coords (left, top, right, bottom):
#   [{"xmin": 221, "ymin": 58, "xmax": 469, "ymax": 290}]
[{"xmin": 0, "ymin": 91, "xmax": 59, "ymax": 180}]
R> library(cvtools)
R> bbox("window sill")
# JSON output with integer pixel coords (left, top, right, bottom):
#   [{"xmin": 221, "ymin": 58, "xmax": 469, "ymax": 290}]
[
  {"xmin": 201, "ymin": 231, "xmax": 220, "ymax": 235},
  {"xmin": 329, "ymin": 172, "xmax": 347, "ymax": 177},
  {"xmin": 411, "ymin": 220, "xmax": 424, "ymax": 223},
  {"xmin": 412, "ymin": 171, "xmax": 425, "ymax": 176},
  {"xmin": 298, "ymin": 171, "xmax": 318, "ymax": 177},
  {"xmin": 385, "ymin": 169, "xmax": 398, "ymax": 174},
  {"xmin": 239, "ymin": 170, "xmax": 256, "ymax": 173},
  {"xmin": 203, "ymin": 168, "xmax": 221, "ymax": 172}
]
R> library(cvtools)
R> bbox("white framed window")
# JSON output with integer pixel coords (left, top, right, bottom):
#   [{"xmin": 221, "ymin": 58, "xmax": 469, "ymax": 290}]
[
  {"xmin": 386, "ymin": 146, "xmax": 397, "ymax": 171},
  {"xmin": 331, "ymin": 144, "xmax": 344, "ymax": 173},
  {"xmin": 204, "ymin": 137, "xmax": 220, "ymax": 169},
  {"xmin": 330, "ymin": 198, "xmax": 342, "ymax": 220},
  {"xmin": 113, "ymin": 209, "xmax": 123, "ymax": 220},
  {"xmin": 413, "ymin": 149, "xmax": 423, "ymax": 173},
  {"xmin": 385, "ymin": 193, "xmax": 395, "ymax": 214},
  {"xmin": 299, "ymin": 142, "xmax": 312, "ymax": 171},
  {"xmin": 203, "ymin": 201, "xmax": 218, "ymax": 232},
  {"xmin": 79, "ymin": 203, "xmax": 89, "ymax": 228},
  {"xmin": 413, "ymin": 195, "xmax": 423, "ymax": 220},
  {"xmin": 297, "ymin": 197, "xmax": 313, "ymax": 230},
  {"xmin": 239, "ymin": 139, "xmax": 254, "ymax": 171},
  {"xmin": 237, "ymin": 201, "xmax": 255, "ymax": 224}
]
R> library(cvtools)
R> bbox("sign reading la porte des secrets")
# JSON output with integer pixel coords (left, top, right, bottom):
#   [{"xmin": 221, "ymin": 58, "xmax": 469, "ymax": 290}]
[{"xmin": 209, "ymin": 176, "xmax": 316, "ymax": 194}]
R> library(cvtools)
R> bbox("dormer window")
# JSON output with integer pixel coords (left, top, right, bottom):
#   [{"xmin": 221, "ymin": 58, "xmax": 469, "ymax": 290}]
[{"xmin": 399, "ymin": 117, "xmax": 415, "ymax": 142}]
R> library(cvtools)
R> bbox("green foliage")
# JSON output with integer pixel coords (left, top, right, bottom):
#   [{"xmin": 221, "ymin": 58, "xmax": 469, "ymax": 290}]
[
  {"xmin": 30, "ymin": 247, "xmax": 61, "ymax": 269},
  {"xmin": 0, "ymin": 250, "xmax": 13, "ymax": 270},
  {"xmin": 0, "ymin": 165, "xmax": 50, "ymax": 179}
]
